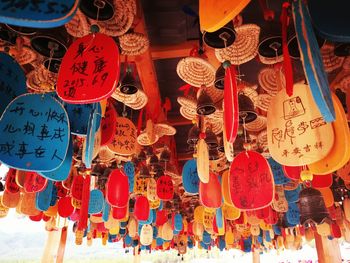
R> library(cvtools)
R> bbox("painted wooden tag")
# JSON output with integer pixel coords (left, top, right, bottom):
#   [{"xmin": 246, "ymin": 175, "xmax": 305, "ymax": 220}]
[
  {"xmin": 292, "ymin": 1, "xmax": 335, "ymax": 122},
  {"xmin": 39, "ymin": 136, "xmax": 72, "ymax": 181},
  {"xmin": 267, "ymin": 83, "xmax": 334, "ymax": 166},
  {"xmin": 58, "ymin": 196, "xmax": 74, "ymax": 218},
  {"xmin": 36, "ymin": 180, "xmax": 53, "ymax": 211},
  {"xmin": 83, "ymin": 108, "xmax": 100, "ymax": 169},
  {"xmin": 106, "ymin": 169, "xmax": 129, "ymax": 208},
  {"xmin": 197, "ymin": 138, "xmax": 209, "ymax": 183},
  {"xmin": 140, "ymin": 224, "xmax": 153, "ymax": 246},
  {"xmin": 0, "ymin": 52, "xmax": 26, "ymax": 115},
  {"xmin": 0, "ymin": 0, "xmax": 79, "ymax": 28},
  {"xmin": 5, "ymin": 168, "xmax": 19, "ymax": 193},
  {"xmin": 285, "ymin": 202, "xmax": 300, "ymax": 226},
  {"xmin": 107, "ymin": 117, "xmax": 137, "ymax": 156},
  {"xmin": 71, "ymin": 175, "xmax": 84, "ymax": 201},
  {"xmin": 319, "ymin": 187, "xmax": 334, "ymax": 208},
  {"xmin": 21, "ymin": 192, "xmax": 40, "ymax": 216},
  {"xmin": 223, "ymin": 124, "xmax": 234, "ymax": 162},
  {"xmin": 112, "ymin": 203, "xmax": 128, "ymax": 220},
  {"xmin": 0, "ymin": 93, "xmax": 69, "ymax": 171},
  {"xmin": 182, "ymin": 159, "xmax": 199, "ymax": 194},
  {"xmin": 15, "ymin": 170, "xmax": 26, "ymax": 188},
  {"xmin": 268, "ymin": 158, "xmax": 291, "ymax": 185},
  {"xmin": 24, "ymin": 172, "xmax": 47, "ymax": 193},
  {"xmin": 156, "ymin": 209, "xmax": 168, "ymax": 226},
  {"xmin": 199, "ymin": 0, "xmax": 250, "ymax": 32},
  {"xmin": 283, "ymin": 179, "xmax": 300, "ymax": 191},
  {"xmin": 65, "ymin": 103, "xmax": 101, "ymax": 136},
  {"xmin": 134, "ymin": 195, "xmax": 149, "ymax": 221},
  {"xmin": 222, "ymin": 170, "xmax": 234, "ymax": 206},
  {"xmin": 133, "ymin": 174, "xmax": 148, "ymax": 196},
  {"xmin": 199, "ymin": 173, "xmax": 222, "ymax": 209},
  {"xmin": 2, "ymin": 189, "xmax": 20, "ymax": 208},
  {"xmin": 147, "ymin": 178, "xmax": 158, "ymax": 202},
  {"xmin": 156, "ymin": 175, "xmax": 174, "ymax": 201},
  {"xmin": 222, "ymin": 203, "xmax": 240, "ymax": 220},
  {"xmin": 173, "ymin": 213, "xmax": 183, "ymax": 231},
  {"xmin": 284, "ymin": 185, "xmax": 301, "ymax": 203},
  {"xmin": 123, "ymin": 161, "xmax": 135, "ymax": 193},
  {"xmin": 88, "ymin": 189, "xmax": 104, "ymax": 214},
  {"xmin": 57, "ymin": 33, "xmax": 119, "ymax": 103},
  {"xmin": 312, "ymin": 173, "xmax": 333, "ymax": 189},
  {"xmin": 272, "ymin": 185, "xmax": 288, "ymax": 213},
  {"xmin": 308, "ymin": 93, "xmax": 350, "ymax": 174},
  {"xmin": 283, "ymin": 165, "xmax": 302, "ymax": 180},
  {"xmin": 162, "ymin": 222, "xmax": 174, "ymax": 241},
  {"xmin": 127, "ymin": 216, "xmax": 138, "ymax": 238},
  {"xmin": 0, "ymin": 196, "xmax": 9, "ymax": 217},
  {"xmin": 229, "ymin": 151, "xmax": 274, "ymax": 210},
  {"xmin": 100, "ymin": 102, "xmax": 117, "ymax": 146},
  {"xmin": 202, "ymin": 208, "xmax": 215, "ymax": 229}
]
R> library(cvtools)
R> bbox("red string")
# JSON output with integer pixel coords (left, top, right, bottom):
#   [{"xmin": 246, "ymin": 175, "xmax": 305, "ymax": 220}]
[
  {"xmin": 281, "ymin": 2, "xmax": 294, "ymax": 96},
  {"xmin": 137, "ymin": 108, "xmax": 144, "ymax": 136}
]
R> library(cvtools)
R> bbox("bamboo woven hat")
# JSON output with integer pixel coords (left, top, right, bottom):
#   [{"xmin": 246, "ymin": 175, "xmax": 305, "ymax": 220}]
[
  {"xmin": 89, "ymin": 0, "xmax": 134, "ymax": 37},
  {"xmin": 257, "ymin": 129, "xmax": 268, "ymax": 152},
  {"xmin": 321, "ymin": 43, "xmax": 344, "ymax": 73},
  {"xmin": 154, "ymin": 123, "xmax": 177, "ymax": 137},
  {"xmin": 176, "ymin": 57, "xmax": 216, "ymax": 87},
  {"xmin": 244, "ymin": 115, "xmax": 267, "ymax": 133},
  {"xmin": 112, "ymin": 86, "xmax": 148, "ymax": 110},
  {"xmin": 98, "ymin": 146, "xmax": 116, "ymax": 164},
  {"xmin": 8, "ymin": 46, "xmax": 37, "ymax": 65},
  {"xmin": 258, "ymin": 67, "xmax": 285, "ymax": 96},
  {"xmin": 256, "ymin": 94, "xmax": 273, "ymax": 112},
  {"xmin": 26, "ymin": 65, "xmax": 57, "ymax": 93},
  {"xmin": 65, "ymin": 9, "xmax": 90, "ymax": 38},
  {"xmin": 137, "ymin": 132, "xmax": 159, "ymax": 146},
  {"xmin": 215, "ymin": 24, "xmax": 260, "ymax": 65},
  {"xmin": 119, "ymin": 32, "xmax": 149, "ymax": 56}
]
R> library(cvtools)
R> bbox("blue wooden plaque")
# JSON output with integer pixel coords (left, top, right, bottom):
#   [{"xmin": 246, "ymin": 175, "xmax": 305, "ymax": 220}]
[
  {"xmin": 84, "ymin": 107, "xmax": 99, "ymax": 169},
  {"xmin": 39, "ymin": 135, "xmax": 72, "ymax": 181},
  {"xmin": 0, "ymin": 52, "xmax": 26, "ymax": 116},
  {"xmin": 284, "ymin": 185, "xmax": 301, "ymax": 203},
  {"xmin": 102, "ymin": 201, "xmax": 110, "ymax": 222},
  {"xmin": 268, "ymin": 158, "xmax": 290, "ymax": 185},
  {"xmin": 0, "ymin": 0, "xmax": 79, "ymax": 28},
  {"xmin": 286, "ymin": 202, "xmax": 300, "ymax": 225},
  {"xmin": 65, "ymin": 103, "xmax": 101, "ymax": 136},
  {"xmin": 174, "ymin": 213, "xmax": 183, "ymax": 231},
  {"xmin": 0, "ymin": 93, "xmax": 69, "ymax": 171},
  {"xmin": 124, "ymin": 161, "xmax": 135, "ymax": 193},
  {"xmin": 36, "ymin": 179, "xmax": 53, "ymax": 211},
  {"xmin": 88, "ymin": 189, "xmax": 104, "ymax": 214},
  {"xmin": 182, "ymin": 159, "xmax": 200, "ymax": 194}
]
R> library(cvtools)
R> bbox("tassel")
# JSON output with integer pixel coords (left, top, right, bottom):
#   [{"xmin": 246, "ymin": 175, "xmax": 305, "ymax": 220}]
[
  {"xmin": 224, "ymin": 64, "xmax": 239, "ymax": 143},
  {"xmin": 78, "ymin": 173, "xmax": 91, "ymax": 231},
  {"xmin": 281, "ymin": 2, "xmax": 294, "ymax": 96}
]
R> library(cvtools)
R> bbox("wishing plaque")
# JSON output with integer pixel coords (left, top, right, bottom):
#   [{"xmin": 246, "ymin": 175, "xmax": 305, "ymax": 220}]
[
  {"xmin": 0, "ymin": 94, "xmax": 69, "ymax": 171},
  {"xmin": 229, "ymin": 151, "xmax": 274, "ymax": 210},
  {"xmin": 57, "ymin": 33, "xmax": 119, "ymax": 103},
  {"xmin": 267, "ymin": 83, "xmax": 334, "ymax": 166}
]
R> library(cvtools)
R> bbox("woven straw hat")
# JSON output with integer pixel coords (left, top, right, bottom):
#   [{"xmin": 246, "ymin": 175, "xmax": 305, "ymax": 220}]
[
  {"xmin": 321, "ymin": 43, "xmax": 344, "ymax": 73},
  {"xmin": 154, "ymin": 123, "xmax": 176, "ymax": 137},
  {"xmin": 244, "ymin": 115, "xmax": 267, "ymax": 133},
  {"xmin": 119, "ymin": 32, "xmax": 149, "ymax": 56},
  {"xmin": 98, "ymin": 146, "xmax": 116, "ymax": 164},
  {"xmin": 112, "ymin": 87, "xmax": 148, "ymax": 110},
  {"xmin": 26, "ymin": 65, "xmax": 57, "ymax": 93},
  {"xmin": 65, "ymin": 9, "xmax": 90, "ymax": 38},
  {"xmin": 8, "ymin": 46, "xmax": 37, "ymax": 65},
  {"xmin": 256, "ymin": 94, "xmax": 273, "ymax": 112},
  {"xmin": 257, "ymin": 129, "xmax": 268, "ymax": 151},
  {"xmin": 215, "ymin": 24, "xmax": 260, "ymax": 65},
  {"xmin": 89, "ymin": 0, "xmax": 134, "ymax": 37},
  {"xmin": 176, "ymin": 57, "xmax": 216, "ymax": 87},
  {"xmin": 258, "ymin": 67, "xmax": 285, "ymax": 96},
  {"xmin": 137, "ymin": 132, "xmax": 159, "ymax": 146}
]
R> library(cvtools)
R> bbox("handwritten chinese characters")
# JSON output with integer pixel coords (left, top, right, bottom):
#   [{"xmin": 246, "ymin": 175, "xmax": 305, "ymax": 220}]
[
  {"xmin": 0, "ymin": 94, "xmax": 69, "ymax": 171},
  {"xmin": 0, "ymin": 52, "xmax": 26, "ymax": 115},
  {"xmin": 182, "ymin": 159, "xmax": 199, "ymax": 194},
  {"xmin": 57, "ymin": 33, "xmax": 119, "ymax": 103},
  {"xmin": 108, "ymin": 117, "xmax": 137, "ymax": 156},
  {"xmin": 267, "ymin": 83, "xmax": 334, "ymax": 166},
  {"xmin": 229, "ymin": 151, "xmax": 274, "ymax": 210}
]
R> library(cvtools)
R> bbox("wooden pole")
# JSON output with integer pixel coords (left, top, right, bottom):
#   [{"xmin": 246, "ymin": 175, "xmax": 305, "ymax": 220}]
[
  {"xmin": 252, "ymin": 250, "xmax": 260, "ymax": 263},
  {"xmin": 314, "ymin": 232, "xmax": 342, "ymax": 263}
]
